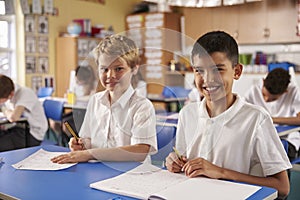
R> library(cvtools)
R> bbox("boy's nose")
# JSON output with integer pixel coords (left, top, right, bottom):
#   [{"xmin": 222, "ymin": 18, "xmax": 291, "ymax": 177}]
[
  {"xmin": 202, "ymin": 70, "xmax": 215, "ymax": 83},
  {"xmin": 107, "ymin": 69, "xmax": 116, "ymax": 78}
]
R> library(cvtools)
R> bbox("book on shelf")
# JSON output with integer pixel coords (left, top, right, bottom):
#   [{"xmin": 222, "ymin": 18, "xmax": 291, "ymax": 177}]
[{"xmin": 90, "ymin": 163, "xmax": 261, "ymax": 200}]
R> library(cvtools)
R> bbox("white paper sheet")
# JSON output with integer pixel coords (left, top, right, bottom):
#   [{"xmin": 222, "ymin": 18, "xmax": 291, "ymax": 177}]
[{"xmin": 12, "ymin": 149, "xmax": 77, "ymax": 170}]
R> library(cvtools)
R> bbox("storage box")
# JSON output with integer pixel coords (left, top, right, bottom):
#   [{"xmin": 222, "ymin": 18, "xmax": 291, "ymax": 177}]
[{"xmin": 268, "ymin": 62, "xmax": 295, "ymax": 72}]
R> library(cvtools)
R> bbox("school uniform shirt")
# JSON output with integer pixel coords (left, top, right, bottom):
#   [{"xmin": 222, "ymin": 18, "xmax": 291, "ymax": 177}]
[
  {"xmin": 244, "ymin": 81, "xmax": 300, "ymax": 151},
  {"xmin": 79, "ymin": 85, "xmax": 157, "ymax": 153},
  {"xmin": 176, "ymin": 95, "xmax": 291, "ymax": 177},
  {"xmin": 4, "ymin": 84, "xmax": 48, "ymax": 141}
]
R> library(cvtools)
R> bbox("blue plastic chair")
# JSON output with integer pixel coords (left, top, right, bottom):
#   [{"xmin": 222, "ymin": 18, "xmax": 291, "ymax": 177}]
[
  {"xmin": 37, "ymin": 87, "xmax": 54, "ymax": 98},
  {"xmin": 42, "ymin": 99, "xmax": 66, "ymax": 146},
  {"xmin": 151, "ymin": 125, "xmax": 176, "ymax": 165},
  {"xmin": 281, "ymin": 139, "xmax": 289, "ymax": 154}
]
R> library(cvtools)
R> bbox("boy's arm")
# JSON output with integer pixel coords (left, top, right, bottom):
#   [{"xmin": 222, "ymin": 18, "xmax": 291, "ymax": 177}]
[
  {"xmin": 3, "ymin": 105, "xmax": 25, "ymax": 122},
  {"xmin": 272, "ymin": 112, "xmax": 300, "ymax": 125},
  {"xmin": 51, "ymin": 144, "xmax": 151, "ymax": 163},
  {"xmin": 182, "ymin": 157, "xmax": 290, "ymax": 199}
]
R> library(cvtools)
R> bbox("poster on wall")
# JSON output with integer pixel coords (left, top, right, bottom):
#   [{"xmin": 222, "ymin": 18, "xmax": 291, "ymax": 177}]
[
  {"xmin": 37, "ymin": 57, "xmax": 49, "ymax": 73},
  {"xmin": 31, "ymin": 76, "xmax": 43, "ymax": 92},
  {"xmin": 25, "ymin": 15, "xmax": 35, "ymax": 33},
  {"xmin": 26, "ymin": 56, "xmax": 36, "ymax": 74},
  {"xmin": 38, "ymin": 37, "xmax": 48, "ymax": 54},
  {"xmin": 20, "ymin": 0, "xmax": 30, "ymax": 14},
  {"xmin": 38, "ymin": 16, "xmax": 48, "ymax": 34},
  {"xmin": 32, "ymin": 0, "xmax": 42, "ymax": 14},
  {"xmin": 25, "ymin": 36, "xmax": 36, "ymax": 53},
  {"xmin": 44, "ymin": 0, "xmax": 54, "ymax": 14}
]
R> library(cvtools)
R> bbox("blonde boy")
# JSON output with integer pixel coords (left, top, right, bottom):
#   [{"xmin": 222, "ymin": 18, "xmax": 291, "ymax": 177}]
[{"xmin": 52, "ymin": 35, "xmax": 157, "ymax": 163}]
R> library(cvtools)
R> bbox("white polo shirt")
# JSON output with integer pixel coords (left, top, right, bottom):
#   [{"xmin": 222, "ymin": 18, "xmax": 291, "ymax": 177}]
[
  {"xmin": 5, "ymin": 84, "xmax": 48, "ymax": 141},
  {"xmin": 176, "ymin": 95, "xmax": 291, "ymax": 177},
  {"xmin": 244, "ymin": 81, "xmax": 300, "ymax": 151},
  {"xmin": 79, "ymin": 85, "xmax": 157, "ymax": 153}
]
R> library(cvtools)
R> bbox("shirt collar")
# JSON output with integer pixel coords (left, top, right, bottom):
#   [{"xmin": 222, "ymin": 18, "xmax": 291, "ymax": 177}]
[
  {"xmin": 116, "ymin": 85, "xmax": 134, "ymax": 109},
  {"xmin": 99, "ymin": 85, "xmax": 135, "ymax": 108},
  {"xmin": 199, "ymin": 94, "xmax": 243, "ymax": 123}
]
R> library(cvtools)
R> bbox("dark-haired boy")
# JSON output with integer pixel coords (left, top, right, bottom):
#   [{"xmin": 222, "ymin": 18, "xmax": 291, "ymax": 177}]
[
  {"xmin": 165, "ymin": 31, "xmax": 291, "ymax": 198},
  {"xmin": 244, "ymin": 68, "xmax": 300, "ymax": 161}
]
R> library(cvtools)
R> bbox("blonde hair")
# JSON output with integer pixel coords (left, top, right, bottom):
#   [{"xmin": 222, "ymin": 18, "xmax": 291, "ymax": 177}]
[{"xmin": 93, "ymin": 35, "xmax": 139, "ymax": 69}]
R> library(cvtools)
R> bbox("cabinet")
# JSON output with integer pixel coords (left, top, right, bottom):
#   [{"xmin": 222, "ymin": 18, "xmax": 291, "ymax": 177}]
[
  {"xmin": 183, "ymin": 0, "xmax": 300, "ymax": 44},
  {"xmin": 55, "ymin": 36, "xmax": 101, "ymax": 97},
  {"xmin": 126, "ymin": 12, "xmax": 182, "ymax": 95}
]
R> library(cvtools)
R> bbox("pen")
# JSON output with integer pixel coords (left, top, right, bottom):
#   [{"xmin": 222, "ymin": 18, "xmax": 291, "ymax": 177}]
[
  {"xmin": 173, "ymin": 147, "xmax": 182, "ymax": 161},
  {"xmin": 64, "ymin": 121, "xmax": 79, "ymax": 140},
  {"xmin": 64, "ymin": 121, "xmax": 86, "ymax": 149}
]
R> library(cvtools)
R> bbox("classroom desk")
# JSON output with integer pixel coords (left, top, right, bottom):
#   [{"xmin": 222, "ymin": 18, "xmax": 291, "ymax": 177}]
[
  {"xmin": 148, "ymin": 96, "xmax": 187, "ymax": 112},
  {"xmin": 276, "ymin": 125, "xmax": 300, "ymax": 137},
  {"xmin": 0, "ymin": 145, "xmax": 277, "ymax": 200}
]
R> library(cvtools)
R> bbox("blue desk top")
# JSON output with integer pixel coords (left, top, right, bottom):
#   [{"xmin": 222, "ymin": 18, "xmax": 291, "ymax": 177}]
[{"xmin": 0, "ymin": 145, "xmax": 277, "ymax": 200}]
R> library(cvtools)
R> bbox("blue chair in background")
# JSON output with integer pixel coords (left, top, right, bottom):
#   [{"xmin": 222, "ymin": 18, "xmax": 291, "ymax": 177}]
[
  {"xmin": 151, "ymin": 125, "xmax": 177, "ymax": 166},
  {"xmin": 42, "ymin": 99, "xmax": 67, "ymax": 146},
  {"xmin": 281, "ymin": 139, "xmax": 289, "ymax": 154},
  {"xmin": 37, "ymin": 87, "xmax": 54, "ymax": 98}
]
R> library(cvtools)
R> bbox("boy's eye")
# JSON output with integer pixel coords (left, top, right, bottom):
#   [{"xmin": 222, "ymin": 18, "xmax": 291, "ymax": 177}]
[
  {"xmin": 115, "ymin": 67, "xmax": 124, "ymax": 72},
  {"xmin": 99, "ymin": 68, "xmax": 109, "ymax": 73},
  {"xmin": 194, "ymin": 67, "xmax": 204, "ymax": 74}
]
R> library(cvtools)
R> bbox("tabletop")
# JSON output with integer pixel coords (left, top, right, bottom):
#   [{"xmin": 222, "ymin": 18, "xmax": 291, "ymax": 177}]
[{"xmin": 0, "ymin": 145, "xmax": 277, "ymax": 200}]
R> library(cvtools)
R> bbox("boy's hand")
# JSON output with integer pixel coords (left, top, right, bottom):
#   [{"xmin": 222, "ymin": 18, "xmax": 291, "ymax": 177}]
[
  {"xmin": 182, "ymin": 157, "xmax": 223, "ymax": 179},
  {"xmin": 165, "ymin": 152, "xmax": 187, "ymax": 173},
  {"xmin": 69, "ymin": 137, "xmax": 85, "ymax": 151},
  {"xmin": 51, "ymin": 150, "xmax": 92, "ymax": 164}
]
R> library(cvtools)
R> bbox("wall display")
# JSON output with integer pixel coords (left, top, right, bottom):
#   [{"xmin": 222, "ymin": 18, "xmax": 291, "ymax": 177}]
[
  {"xmin": 24, "ymin": 13, "xmax": 50, "ymax": 91},
  {"xmin": 44, "ymin": 0, "xmax": 54, "ymax": 14},
  {"xmin": 38, "ymin": 16, "xmax": 48, "ymax": 34},
  {"xmin": 25, "ymin": 36, "xmax": 36, "ymax": 53},
  {"xmin": 31, "ymin": 75, "xmax": 43, "ymax": 92},
  {"xmin": 25, "ymin": 15, "xmax": 35, "ymax": 33},
  {"xmin": 32, "ymin": 0, "xmax": 42, "ymax": 14},
  {"xmin": 20, "ymin": 0, "xmax": 30, "ymax": 14},
  {"xmin": 38, "ymin": 57, "xmax": 49, "ymax": 73},
  {"xmin": 38, "ymin": 37, "xmax": 48, "ymax": 54},
  {"xmin": 26, "ymin": 56, "xmax": 36, "ymax": 73}
]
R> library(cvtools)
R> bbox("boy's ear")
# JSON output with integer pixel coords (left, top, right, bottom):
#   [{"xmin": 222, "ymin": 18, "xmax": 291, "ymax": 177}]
[
  {"xmin": 233, "ymin": 64, "xmax": 243, "ymax": 80},
  {"xmin": 131, "ymin": 65, "xmax": 139, "ymax": 75}
]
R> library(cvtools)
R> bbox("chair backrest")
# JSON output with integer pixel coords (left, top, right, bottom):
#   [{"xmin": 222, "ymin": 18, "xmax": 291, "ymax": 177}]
[
  {"xmin": 37, "ymin": 87, "xmax": 54, "ymax": 98},
  {"xmin": 280, "ymin": 139, "xmax": 289, "ymax": 154},
  {"xmin": 43, "ymin": 99, "xmax": 65, "ymax": 121},
  {"xmin": 151, "ymin": 125, "xmax": 176, "ymax": 162}
]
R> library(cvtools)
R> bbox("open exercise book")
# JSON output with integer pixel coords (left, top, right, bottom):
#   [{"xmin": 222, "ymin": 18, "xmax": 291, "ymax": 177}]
[{"xmin": 90, "ymin": 163, "xmax": 261, "ymax": 200}]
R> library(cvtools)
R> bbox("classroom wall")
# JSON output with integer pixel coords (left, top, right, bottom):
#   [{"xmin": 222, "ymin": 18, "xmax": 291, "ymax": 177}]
[{"xmin": 21, "ymin": 0, "xmax": 141, "ymax": 87}]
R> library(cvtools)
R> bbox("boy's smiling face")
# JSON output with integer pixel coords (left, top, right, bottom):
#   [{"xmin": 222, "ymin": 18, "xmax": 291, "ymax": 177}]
[
  {"xmin": 192, "ymin": 52, "xmax": 242, "ymax": 105},
  {"xmin": 98, "ymin": 54, "xmax": 133, "ymax": 95}
]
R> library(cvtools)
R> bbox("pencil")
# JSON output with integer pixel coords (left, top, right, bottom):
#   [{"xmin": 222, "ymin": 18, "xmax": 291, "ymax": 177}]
[
  {"xmin": 64, "ymin": 121, "xmax": 79, "ymax": 140},
  {"xmin": 173, "ymin": 147, "xmax": 182, "ymax": 161}
]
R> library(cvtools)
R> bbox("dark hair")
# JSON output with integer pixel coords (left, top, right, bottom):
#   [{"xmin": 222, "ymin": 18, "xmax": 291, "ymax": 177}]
[
  {"xmin": 0, "ymin": 74, "xmax": 14, "ymax": 98},
  {"xmin": 75, "ymin": 65, "xmax": 95, "ymax": 84},
  {"xmin": 264, "ymin": 68, "xmax": 290, "ymax": 95},
  {"xmin": 191, "ymin": 31, "xmax": 239, "ymax": 66}
]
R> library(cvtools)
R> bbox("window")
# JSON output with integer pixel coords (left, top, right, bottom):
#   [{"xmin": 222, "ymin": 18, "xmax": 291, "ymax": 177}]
[{"xmin": 0, "ymin": 0, "xmax": 16, "ymax": 78}]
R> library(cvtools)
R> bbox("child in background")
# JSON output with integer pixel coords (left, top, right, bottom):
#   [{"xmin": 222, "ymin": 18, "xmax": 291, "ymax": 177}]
[
  {"xmin": 0, "ymin": 74, "xmax": 48, "ymax": 151},
  {"xmin": 244, "ymin": 68, "xmax": 300, "ymax": 161},
  {"xmin": 165, "ymin": 31, "xmax": 291, "ymax": 198},
  {"xmin": 73, "ymin": 65, "xmax": 97, "ymax": 99},
  {"xmin": 52, "ymin": 35, "xmax": 157, "ymax": 163}
]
